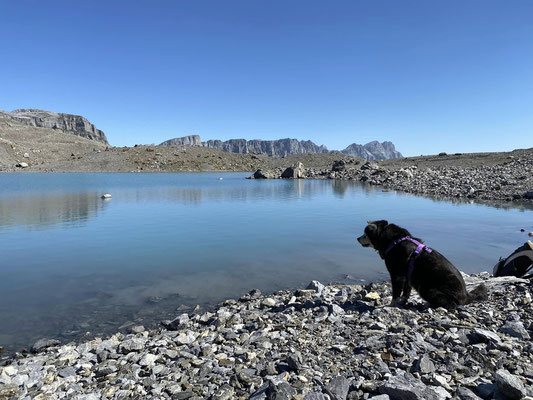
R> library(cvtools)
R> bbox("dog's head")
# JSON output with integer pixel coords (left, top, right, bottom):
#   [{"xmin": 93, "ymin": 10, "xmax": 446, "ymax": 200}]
[{"xmin": 357, "ymin": 220, "xmax": 389, "ymax": 249}]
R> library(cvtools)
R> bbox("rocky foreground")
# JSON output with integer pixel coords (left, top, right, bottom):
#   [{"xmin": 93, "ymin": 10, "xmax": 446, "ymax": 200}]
[
  {"xmin": 251, "ymin": 149, "xmax": 533, "ymax": 203},
  {"xmin": 1, "ymin": 274, "xmax": 532, "ymax": 400}
]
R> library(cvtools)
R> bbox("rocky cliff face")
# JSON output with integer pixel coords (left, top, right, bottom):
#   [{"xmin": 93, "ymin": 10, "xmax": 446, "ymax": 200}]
[
  {"xmin": 160, "ymin": 135, "xmax": 402, "ymax": 160},
  {"xmin": 160, "ymin": 135, "xmax": 201, "ymax": 146},
  {"xmin": 202, "ymin": 138, "xmax": 329, "ymax": 157},
  {"xmin": 340, "ymin": 141, "xmax": 402, "ymax": 160},
  {"xmin": 0, "ymin": 109, "xmax": 108, "ymax": 144}
]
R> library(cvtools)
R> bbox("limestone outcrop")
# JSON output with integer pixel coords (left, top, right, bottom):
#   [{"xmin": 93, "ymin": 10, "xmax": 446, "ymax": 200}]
[{"xmin": 0, "ymin": 109, "xmax": 108, "ymax": 144}]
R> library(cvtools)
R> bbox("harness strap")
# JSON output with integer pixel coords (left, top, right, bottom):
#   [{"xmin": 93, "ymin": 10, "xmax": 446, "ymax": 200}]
[{"xmin": 385, "ymin": 236, "xmax": 432, "ymax": 279}]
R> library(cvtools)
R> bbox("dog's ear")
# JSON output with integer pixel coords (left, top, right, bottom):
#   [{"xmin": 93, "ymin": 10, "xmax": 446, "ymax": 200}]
[{"xmin": 367, "ymin": 220, "xmax": 388, "ymax": 228}]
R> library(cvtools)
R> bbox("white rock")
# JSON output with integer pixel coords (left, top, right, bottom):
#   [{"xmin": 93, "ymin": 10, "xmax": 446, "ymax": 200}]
[
  {"xmin": 175, "ymin": 332, "xmax": 196, "ymax": 345},
  {"xmin": 23, "ymin": 153, "xmax": 30, "ymax": 158},
  {"xmin": 139, "ymin": 353, "xmax": 158, "ymax": 367},
  {"xmin": 3, "ymin": 366, "xmax": 17, "ymax": 376},
  {"xmin": 261, "ymin": 298, "xmax": 277, "ymax": 307},
  {"xmin": 16, "ymin": 162, "xmax": 29, "ymax": 168}
]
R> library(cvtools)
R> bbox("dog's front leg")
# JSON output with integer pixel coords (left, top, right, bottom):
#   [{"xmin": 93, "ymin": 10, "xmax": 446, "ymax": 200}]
[
  {"xmin": 390, "ymin": 275, "xmax": 405, "ymax": 306},
  {"xmin": 400, "ymin": 280, "xmax": 412, "ymax": 305}
]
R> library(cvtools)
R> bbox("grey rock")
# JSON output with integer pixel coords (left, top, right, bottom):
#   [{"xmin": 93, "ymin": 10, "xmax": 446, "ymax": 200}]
[
  {"xmin": 379, "ymin": 372, "xmax": 449, "ymax": 400},
  {"xmin": 211, "ymin": 384, "xmax": 234, "ymax": 400},
  {"xmin": 268, "ymin": 381, "xmax": 297, "ymax": 400},
  {"xmin": 58, "ymin": 366, "xmax": 76, "ymax": 378},
  {"xmin": 31, "ymin": 338, "xmax": 61, "ymax": 353},
  {"xmin": 494, "ymin": 369, "xmax": 526, "ymax": 400},
  {"xmin": 75, "ymin": 395, "xmax": 101, "ymax": 400},
  {"xmin": 165, "ymin": 313, "xmax": 190, "ymax": 330},
  {"xmin": 324, "ymin": 376, "xmax": 351, "ymax": 400},
  {"xmin": 1, "ymin": 109, "xmax": 108, "ymax": 144},
  {"xmin": 250, "ymin": 383, "xmax": 269, "ymax": 400},
  {"xmin": 119, "ymin": 337, "xmax": 146, "ymax": 353},
  {"xmin": 468, "ymin": 328, "xmax": 502, "ymax": 344},
  {"xmin": 251, "ymin": 169, "xmax": 279, "ymax": 179},
  {"xmin": 499, "ymin": 321, "xmax": 530, "ymax": 340},
  {"xmin": 414, "ymin": 354, "xmax": 436, "ymax": 374},
  {"xmin": 128, "ymin": 325, "xmax": 145, "ymax": 334},
  {"xmin": 454, "ymin": 387, "xmax": 482, "ymax": 400},
  {"xmin": 332, "ymin": 160, "xmax": 346, "ymax": 172},
  {"xmin": 307, "ymin": 280, "xmax": 326, "ymax": 295},
  {"xmin": 286, "ymin": 352, "xmax": 303, "ymax": 373},
  {"xmin": 240, "ymin": 288, "xmax": 262, "ymax": 301},
  {"xmin": 303, "ymin": 393, "xmax": 331, "ymax": 400},
  {"xmin": 281, "ymin": 162, "xmax": 305, "ymax": 179}
]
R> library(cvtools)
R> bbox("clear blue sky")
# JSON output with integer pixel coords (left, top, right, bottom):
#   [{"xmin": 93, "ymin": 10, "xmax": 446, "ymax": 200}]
[{"xmin": 1, "ymin": 1, "xmax": 532, "ymax": 156}]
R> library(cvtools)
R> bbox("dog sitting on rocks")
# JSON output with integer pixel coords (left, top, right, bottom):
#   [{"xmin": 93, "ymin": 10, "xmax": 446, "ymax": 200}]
[{"xmin": 357, "ymin": 220, "xmax": 488, "ymax": 309}]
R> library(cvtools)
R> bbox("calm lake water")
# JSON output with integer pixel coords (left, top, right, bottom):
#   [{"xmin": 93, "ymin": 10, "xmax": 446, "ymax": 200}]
[{"xmin": 0, "ymin": 172, "xmax": 532, "ymax": 353}]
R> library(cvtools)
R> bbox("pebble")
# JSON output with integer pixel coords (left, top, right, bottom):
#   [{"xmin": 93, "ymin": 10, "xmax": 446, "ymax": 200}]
[{"xmin": 2, "ymin": 274, "xmax": 533, "ymax": 399}]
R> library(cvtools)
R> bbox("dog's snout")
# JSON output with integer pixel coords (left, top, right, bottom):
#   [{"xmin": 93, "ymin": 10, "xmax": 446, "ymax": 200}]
[{"xmin": 357, "ymin": 233, "xmax": 373, "ymax": 248}]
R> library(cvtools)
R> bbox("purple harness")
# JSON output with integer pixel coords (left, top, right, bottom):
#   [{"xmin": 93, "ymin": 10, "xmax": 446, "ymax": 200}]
[{"xmin": 384, "ymin": 236, "xmax": 432, "ymax": 279}]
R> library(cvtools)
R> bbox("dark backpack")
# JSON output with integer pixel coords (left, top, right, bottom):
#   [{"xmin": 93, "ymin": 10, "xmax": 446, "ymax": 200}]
[{"xmin": 493, "ymin": 241, "xmax": 533, "ymax": 278}]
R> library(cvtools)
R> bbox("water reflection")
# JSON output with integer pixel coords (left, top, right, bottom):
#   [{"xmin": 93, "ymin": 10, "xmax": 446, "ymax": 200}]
[{"xmin": 0, "ymin": 192, "xmax": 106, "ymax": 230}]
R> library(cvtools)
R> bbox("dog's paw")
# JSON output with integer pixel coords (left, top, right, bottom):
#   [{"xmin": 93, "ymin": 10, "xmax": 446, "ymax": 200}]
[{"xmin": 389, "ymin": 298, "xmax": 402, "ymax": 307}]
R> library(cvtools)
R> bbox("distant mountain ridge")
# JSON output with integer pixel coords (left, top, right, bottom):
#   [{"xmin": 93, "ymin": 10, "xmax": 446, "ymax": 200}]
[
  {"xmin": 0, "ymin": 109, "xmax": 108, "ymax": 145},
  {"xmin": 340, "ymin": 140, "xmax": 402, "ymax": 160},
  {"xmin": 160, "ymin": 135, "xmax": 402, "ymax": 160}
]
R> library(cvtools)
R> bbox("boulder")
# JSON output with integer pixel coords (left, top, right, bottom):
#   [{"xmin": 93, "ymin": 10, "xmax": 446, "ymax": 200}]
[
  {"xmin": 250, "ymin": 169, "xmax": 278, "ymax": 179},
  {"xmin": 494, "ymin": 369, "xmax": 527, "ymax": 400},
  {"xmin": 31, "ymin": 338, "xmax": 61, "ymax": 353},
  {"xmin": 379, "ymin": 372, "xmax": 450, "ymax": 400},
  {"xmin": 281, "ymin": 162, "xmax": 305, "ymax": 179}
]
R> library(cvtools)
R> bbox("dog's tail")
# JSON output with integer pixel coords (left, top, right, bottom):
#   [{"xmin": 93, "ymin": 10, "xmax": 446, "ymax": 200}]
[{"xmin": 465, "ymin": 283, "xmax": 489, "ymax": 304}]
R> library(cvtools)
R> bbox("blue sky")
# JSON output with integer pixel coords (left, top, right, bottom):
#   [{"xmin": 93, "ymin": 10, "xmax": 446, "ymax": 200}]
[{"xmin": 1, "ymin": 1, "xmax": 532, "ymax": 156}]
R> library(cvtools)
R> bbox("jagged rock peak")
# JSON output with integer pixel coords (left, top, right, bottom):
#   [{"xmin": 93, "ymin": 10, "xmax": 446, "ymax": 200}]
[
  {"xmin": 0, "ymin": 109, "xmax": 108, "ymax": 144},
  {"xmin": 340, "ymin": 141, "xmax": 402, "ymax": 160},
  {"xmin": 159, "ymin": 134, "xmax": 402, "ymax": 160},
  {"xmin": 202, "ymin": 138, "xmax": 329, "ymax": 157},
  {"xmin": 160, "ymin": 135, "xmax": 201, "ymax": 146}
]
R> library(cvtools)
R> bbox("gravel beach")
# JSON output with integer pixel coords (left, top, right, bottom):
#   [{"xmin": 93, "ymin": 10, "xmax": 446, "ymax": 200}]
[
  {"xmin": 1, "ymin": 273, "xmax": 532, "ymax": 400},
  {"xmin": 251, "ymin": 149, "xmax": 533, "ymax": 204}
]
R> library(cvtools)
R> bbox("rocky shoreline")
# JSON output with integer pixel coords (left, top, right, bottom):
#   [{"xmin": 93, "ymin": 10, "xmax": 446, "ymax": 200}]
[
  {"xmin": 1, "ymin": 273, "xmax": 532, "ymax": 400},
  {"xmin": 250, "ymin": 152, "xmax": 533, "ymax": 204}
]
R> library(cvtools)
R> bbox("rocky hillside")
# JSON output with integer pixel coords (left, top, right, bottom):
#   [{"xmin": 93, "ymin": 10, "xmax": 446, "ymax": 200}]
[
  {"xmin": 160, "ymin": 135, "xmax": 402, "ymax": 160},
  {"xmin": 340, "ymin": 140, "xmax": 402, "ymax": 160},
  {"xmin": 0, "ymin": 109, "xmax": 108, "ymax": 144}
]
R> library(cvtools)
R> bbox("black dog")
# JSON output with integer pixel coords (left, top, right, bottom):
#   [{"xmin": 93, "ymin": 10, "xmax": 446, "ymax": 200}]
[{"xmin": 357, "ymin": 220, "xmax": 487, "ymax": 309}]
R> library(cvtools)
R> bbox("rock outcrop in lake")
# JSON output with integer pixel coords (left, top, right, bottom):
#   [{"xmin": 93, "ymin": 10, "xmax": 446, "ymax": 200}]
[
  {"xmin": 160, "ymin": 135, "xmax": 403, "ymax": 160},
  {"xmin": 1, "ymin": 273, "xmax": 532, "ymax": 399},
  {"xmin": 0, "ymin": 109, "xmax": 108, "ymax": 144}
]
